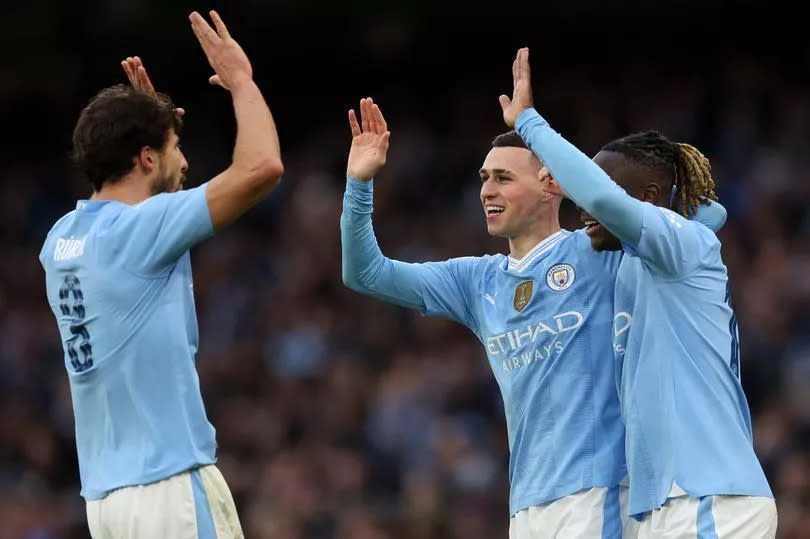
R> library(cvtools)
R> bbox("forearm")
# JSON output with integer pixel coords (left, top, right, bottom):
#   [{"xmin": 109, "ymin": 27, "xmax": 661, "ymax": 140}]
[
  {"xmin": 516, "ymin": 108, "xmax": 643, "ymax": 245},
  {"xmin": 206, "ymin": 81, "xmax": 283, "ymax": 229},
  {"xmin": 341, "ymin": 178, "xmax": 427, "ymax": 311},
  {"xmin": 230, "ymin": 80, "xmax": 283, "ymax": 175}
]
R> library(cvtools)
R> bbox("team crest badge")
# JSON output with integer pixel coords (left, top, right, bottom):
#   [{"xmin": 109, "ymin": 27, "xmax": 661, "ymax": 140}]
[
  {"xmin": 546, "ymin": 264, "xmax": 575, "ymax": 291},
  {"xmin": 513, "ymin": 280, "xmax": 534, "ymax": 312}
]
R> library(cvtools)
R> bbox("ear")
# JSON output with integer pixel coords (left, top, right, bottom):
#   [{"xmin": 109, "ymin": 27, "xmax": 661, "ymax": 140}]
[
  {"xmin": 135, "ymin": 146, "xmax": 157, "ymax": 173},
  {"xmin": 539, "ymin": 167, "xmax": 567, "ymax": 198},
  {"xmin": 640, "ymin": 182, "xmax": 661, "ymax": 204}
]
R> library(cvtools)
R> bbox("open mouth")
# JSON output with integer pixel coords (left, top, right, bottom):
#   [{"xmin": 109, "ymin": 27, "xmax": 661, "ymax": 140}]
[
  {"xmin": 582, "ymin": 218, "xmax": 603, "ymax": 236},
  {"xmin": 486, "ymin": 205, "xmax": 505, "ymax": 219}
]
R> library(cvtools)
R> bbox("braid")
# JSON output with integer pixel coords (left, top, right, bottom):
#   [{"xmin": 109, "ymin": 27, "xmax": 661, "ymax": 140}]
[
  {"xmin": 672, "ymin": 142, "xmax": 717, "ymax": 217},
  {"xmin": 602, "ymin": 130, "xmax": 717, "ymax": 217}
]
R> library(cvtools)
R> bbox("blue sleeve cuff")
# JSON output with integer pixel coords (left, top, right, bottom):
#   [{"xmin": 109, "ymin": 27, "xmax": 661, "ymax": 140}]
[
  {"xmin": 345, "ymin": 175, "xmax": 374, "ymax": 212},
  {"xmin": 515, "ymin": 107, "xmax": 547, "ymax": 134}
]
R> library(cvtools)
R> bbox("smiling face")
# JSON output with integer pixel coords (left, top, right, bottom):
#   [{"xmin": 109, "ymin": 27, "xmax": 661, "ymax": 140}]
[{"xmin": 479, "ymin": 146, "xmax": 548, "ymax": 239}]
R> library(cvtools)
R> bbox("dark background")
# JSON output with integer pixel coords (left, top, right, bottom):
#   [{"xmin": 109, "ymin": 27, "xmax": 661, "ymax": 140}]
[{"xmin": 1, "ymin": 2, "xmax": 809, "ymax": 537}]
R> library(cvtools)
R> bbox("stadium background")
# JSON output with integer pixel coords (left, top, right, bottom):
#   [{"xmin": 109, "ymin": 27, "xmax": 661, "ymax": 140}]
[{"xmin": 2, "ymin": 1, "xmax": 809, "ymax": 537}]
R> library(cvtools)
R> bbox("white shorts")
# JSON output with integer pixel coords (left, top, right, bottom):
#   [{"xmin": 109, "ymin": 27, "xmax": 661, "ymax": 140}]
[
  {"xmin": 86, "ymin": 465, "xmax": 244, "ymax": 539},
  {"xmin": 509, "ymin": 486, "xmax": 637, "ymax": 539},
  {"xmin": 630, "ymin": 494, "xmax": 777, "ymax": 539}
]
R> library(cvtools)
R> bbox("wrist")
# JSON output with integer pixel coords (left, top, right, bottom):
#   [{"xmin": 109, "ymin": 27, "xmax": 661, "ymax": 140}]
[
  {"xmin": 228, "ymin": 78, "xmax": 257, "ymax": 94},
  {"xmin": 346, "ymin": 170, "xmax": 373, "ymax": 182}
]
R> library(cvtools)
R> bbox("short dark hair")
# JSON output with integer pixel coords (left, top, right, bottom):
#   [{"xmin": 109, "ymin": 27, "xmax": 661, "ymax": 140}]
[
  {"xmin": 491, "ymin": 130, "xmax": 544, "ymax": 169},
  {"xmin": 71, "ymin": 84, "xmax": 182, "ymax": 191},
  {"xmin": 601, "ymin": 130, "xmax": 717, "ymax": 217},
  {"xmin": 491, "ymin": 130, "xmax": 528, "ymax": 149}
]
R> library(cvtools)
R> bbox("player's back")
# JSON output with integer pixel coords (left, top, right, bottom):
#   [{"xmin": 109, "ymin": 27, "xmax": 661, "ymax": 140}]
[
  {"xmin": 39, "ymin": 188, "xmax": 217, "ymax": 500},
  {"xmin": 613, "ymin": 204, "xmax": 772, "ymax": 516},
  {"xmin": 473, "ymin": 229, "xmax": 626, "ymax": 515}
]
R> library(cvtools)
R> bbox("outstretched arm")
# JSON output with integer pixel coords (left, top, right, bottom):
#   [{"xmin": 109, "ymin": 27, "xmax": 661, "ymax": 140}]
[
  {"xmin": 501, "ymin": 48, "xmax": 726, "ymax": 246},
  {"xmin": 341, "ymin": 99, "xmax": 479, "ymax": 327}
]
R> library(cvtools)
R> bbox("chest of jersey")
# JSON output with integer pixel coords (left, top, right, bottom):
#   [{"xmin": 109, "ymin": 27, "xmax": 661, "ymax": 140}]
[{"xmin": 476, "ymin": 242, "xmax": 616, "ymax": 381}]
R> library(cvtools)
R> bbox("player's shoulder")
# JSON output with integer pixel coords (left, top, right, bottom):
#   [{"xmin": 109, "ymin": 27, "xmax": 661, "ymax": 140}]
[
  {"xmin": 473, "ymin": 253, "xmax": 506, "ymax": 270},
  {"xmin": 43, "ymin": 209, "xmax": 77, "ymax": 239},
  {"xmin": 647, "ymin": 205, "xmax": 720, "ymax": 241},
  {"xmin": 40, "ymin": 210, "xmax": 77, "ymax": 265},
  {"xmin": 470, "ymin": 252, "xmax": 507, "ymax": 277}
]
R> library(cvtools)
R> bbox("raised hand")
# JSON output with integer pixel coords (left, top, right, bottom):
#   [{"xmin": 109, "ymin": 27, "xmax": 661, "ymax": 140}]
[
  {"xmin": 499, "ymin": 47, "xmax": 534, "ymax": 128},
  {"xmin": 189, "ymin": 10, "xmax": 252, "ymax": 91},
  {"xmin": 346, "ymin": 97, "xmax": 391, "ymax": 181},
  {"xmin": 121, "ymin": 56, "xmax": 155, "ymax": 94},
  {"xmin": 121, "ymin": 56, "xmax": 185, "ymax": 116}
]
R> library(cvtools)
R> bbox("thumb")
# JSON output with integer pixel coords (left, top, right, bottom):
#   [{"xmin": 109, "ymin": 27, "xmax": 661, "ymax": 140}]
[
  {"xmin": 379, "ymin": 131, "xmax": 391, "ymax": 150},
  {"xmin": 209, "ymin": 74, "xmax": 225, "ymax": 88},
  {"xmin": 499, "ymin": 94, "xmax": 512, "ymax": 111}
]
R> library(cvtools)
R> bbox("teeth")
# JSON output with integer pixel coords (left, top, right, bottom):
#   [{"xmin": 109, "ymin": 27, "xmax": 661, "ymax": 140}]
[{"xmin": 486, "ymin": 205, "xmax": 505, "ymax": 214}]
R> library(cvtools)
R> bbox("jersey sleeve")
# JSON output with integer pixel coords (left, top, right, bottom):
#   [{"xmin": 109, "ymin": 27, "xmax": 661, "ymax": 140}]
[
  {"xmin": 624, "ymin": 204, "xmax": 718, "ymax": 278},
  {"xmin": 102, "ymin": 183, "xmax": 214, "ymax": 273},
  {"xmin": 515, "ymin": 108, "xmax": 729, "ymax": 248},
  {"xmin": 341, "ymin": 177, "xmax": 481, "ymax": 330}
]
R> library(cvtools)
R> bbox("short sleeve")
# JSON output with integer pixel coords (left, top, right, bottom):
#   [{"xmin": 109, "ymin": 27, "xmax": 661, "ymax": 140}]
[{"xmin": 104, "ymin": 183, "xmax": 213, "ymax": 273}]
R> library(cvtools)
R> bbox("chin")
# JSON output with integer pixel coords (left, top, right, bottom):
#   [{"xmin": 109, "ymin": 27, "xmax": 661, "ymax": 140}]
[{"xmin": 590, "ymin": 236, "xmax": 622, "ymax": 252}]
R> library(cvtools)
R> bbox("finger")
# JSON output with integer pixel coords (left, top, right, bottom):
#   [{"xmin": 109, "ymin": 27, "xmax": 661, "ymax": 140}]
[
  {"xmin": 209, "ymin": 74, "xmax": 225, "ymax": 87},
  {"xmin": 122, "ymin": 59, "xmax": 135, "ymax": 83},
  {"xmin": 367, "ymin": 98, "xmax": 378, "ymax": 133},
  {"xmin": 522, "ymin": 48, "xmax": 531, "ymax": 81},
  {"xmin": 499, "ymin": 95, "xmax": 511, "ymax": 111},
  {"xmin": 348, "ymin": 109, "xmax": 361, "ymax": 137},
  {"xmin": 516, "ymin": 49, "xmax": 523, "ymax": 81},
  {"xmin": 379, "ymin": 131, "xmax": 391, "ymax": 152},
  {"xmin": 137, "ymin": 66, "xmax": 156, "ymax": 94},
  {"xmin": 518, "ymin": 48, "xmax": 526, "ymax": 81},
  {"xmin": 209, "ymin": 10, "xmax": 230, "ymax": 39},
  {"xmin": 373, "ymin": 104, "xmax": 387, "ymax": 134},
  {"xmin": 360, "ymin": 99, "xmax": 370, "ymax": 133},
  {"xmin": 189, "ymin": 11, "xmax": 219, "ymax": 48}
]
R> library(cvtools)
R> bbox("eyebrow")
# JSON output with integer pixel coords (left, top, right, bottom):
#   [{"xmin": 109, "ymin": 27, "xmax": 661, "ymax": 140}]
[{"xmin": 479, "ymin": 168, "xmax": 513, "ymax": 175}]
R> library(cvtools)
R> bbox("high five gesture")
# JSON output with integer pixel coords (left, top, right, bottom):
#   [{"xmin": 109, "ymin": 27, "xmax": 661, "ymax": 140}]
[
  {"xmin": 189, "ymin": 10, "xmax": 252, "ymax": 91},
  {"xmin": 499, "ymin": 47, "xmax": 534, "ymax": 128},
  {"xmin": 347, "ymin": 98, "xmax": 391, "ymax": 181}
]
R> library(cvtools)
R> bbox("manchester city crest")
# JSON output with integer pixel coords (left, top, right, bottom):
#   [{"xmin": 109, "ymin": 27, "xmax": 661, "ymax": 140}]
[{"xmin": 546, "ymin": 264, "xmax": 575, "ymax": 291}]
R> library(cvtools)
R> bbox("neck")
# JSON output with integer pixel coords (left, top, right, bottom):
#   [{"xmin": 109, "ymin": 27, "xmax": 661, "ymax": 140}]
[
  {"xmin": 508, "ymin": 212, "xmax": 561, "ymax": 260},
  {"xmin": 90, "ymin": 173, "xmax": 152, "ymax": 205}
]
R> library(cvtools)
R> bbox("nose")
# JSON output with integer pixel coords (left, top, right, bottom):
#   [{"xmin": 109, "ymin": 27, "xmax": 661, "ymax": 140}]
[{"xmin": 480, "ymin": 177, "xmax": 496, "ymax": 200}]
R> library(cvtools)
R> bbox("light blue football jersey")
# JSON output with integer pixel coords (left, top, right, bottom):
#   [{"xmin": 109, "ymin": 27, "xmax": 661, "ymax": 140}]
[
  {"xmin": 39, "ymin": 184, "xmax": 217, "ymax": 500},
  {"xmin": 515, "ymin": 107, "xmax": 773, "ymax": 517},
  {"xmin": 614, "ymin": 204, "xmax": 772, "ymax": 516},
  {"xmin": 342, "ymin": 178, "xmax": 626, "ymax": 516}
]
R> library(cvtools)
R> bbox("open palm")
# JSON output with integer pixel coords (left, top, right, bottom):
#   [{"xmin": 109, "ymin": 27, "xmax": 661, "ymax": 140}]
[
  {"xmin": 499, "ymin": 47, "xmax": 534, "ymax": 128},
  {"xmin": 347, "ymin": 97, "xmax": 391, "ymax": 181}
]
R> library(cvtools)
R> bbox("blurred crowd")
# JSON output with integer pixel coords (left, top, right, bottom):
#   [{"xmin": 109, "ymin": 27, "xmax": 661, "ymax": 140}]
[{"xmin": 2, "ymin": 11, "xmax": 810, "ymax": 538}]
